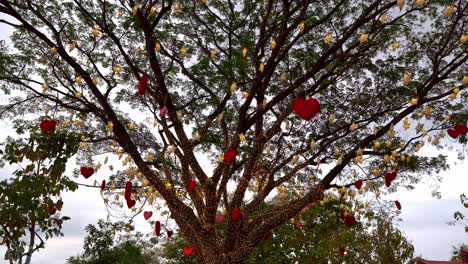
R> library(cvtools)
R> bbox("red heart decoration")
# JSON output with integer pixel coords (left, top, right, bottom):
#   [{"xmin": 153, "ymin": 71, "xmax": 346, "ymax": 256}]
[
  {"xmin": 224, "ymin": 149, "xmax": 237, "ymax": 164},
  {"xmin": 40, "ymin": 120, "xmax": 56, "ymax": 134},
  {"xmin": 296, "ymin": 221, "xmax": 303, "ymax": 230},
  {"xmin": 167, "ymin": 230, "xmax": 173, "ymax": 238},
  {"xmin": 187, "ymin": 180, "xmax": 197, "ymax": 192},
  {"xmin": 395, "ymin": 200, "xmax": 401, "ymax": 210},
  {"xmin": 339, "ymin": 246, "xmax": 346, "ymax": 255},
  {"xmin": 339, "ymin": 212, "xmax": 345, "ymax": 220},
  {"xmin": 262, "ymin": 231, "xmax": 271, "ymax": 241},
  {"xmin": 292, "ymin": 97, "xmax": 320, "ymax": 121},
  {"xmin": 160, "ymin": 106, "xmax": 168, "ymax": 117},
  {"xmin": 138, "ymin": 73, "xmax": 149, "ymax": 96},
  {"xmin": 344, "ymin": 214, "xmax": 356, "ymax": 226},
  {"xmin": 126, "ymin": 198, "xmax": 136, "ymax": 208},
  {"xmin": 215, "ymin": 214, "xmax": 225, "ymax": 223},
  {"xmin": 447, "ymin": 128, "xmax": 460, "ymax": 139},
  {"xmin": 144, "ymin": 211, "xmax": 153, "ymax": 220},
  {"xmin": 183, "ymin": 246, "xmax": 194, "ymax": 256},
  {"xmin": 454, "ymin": 124, "xmax": 468, "ymax": 135},
  {"xmin": 230, "ymin": 208, "xmax": 241, "ymax": 221},
  {"xmin": 354, "ymin": 179, "xmax": 363, "ymax": 190},
  {"xmin": 385, "ymin": 172, "xmax": 397, "ymax": 187},
  {"xmin": 124, "ymin": 181, "xmax": 132, "ymax": 200},
  {"xmin": 80, "ymin": 167, "xmax": 94, "ymax": 179},
  {"xmin": 100, "ymin": 180, "xmax": 106, "ymax": 191},
  {"xmin": 155, "ymin": 221, "xmax": 161, "ymax": 236}
]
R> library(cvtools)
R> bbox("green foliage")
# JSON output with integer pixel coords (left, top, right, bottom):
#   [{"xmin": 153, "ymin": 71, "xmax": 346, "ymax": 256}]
[{"xmin": 0, "ymin": 123, "xmax": 80, "ymax": 262}]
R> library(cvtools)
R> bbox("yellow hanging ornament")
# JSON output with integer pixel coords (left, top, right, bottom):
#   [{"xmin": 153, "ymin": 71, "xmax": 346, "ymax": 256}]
[
  {"xmin": 462, "ymin": 76, "xmax": 468, "ymax": 86},
  {"xmin": 113, "ymin": 66, "xmax": 121, "ymax": 73},
  {"xmin": 359, "ymin": 33, "xmax": 369, "ymax": 44},
  {"xmin": 153, "ymin": 119, "xmax": 158, "ymax": 127},
  {"xmin": 150, "ymin": 5, "xmax": 157, "ymax": 15},
  {"xmin": 239, "ymin": 133, "xmax": 246, "ymax": 141},
  {"xmin": 397, "ymin": 0, "xmax": 405, "ymax": 11},
  {"xmin": 168, "ymin": 145, "xmax": 176, "ymax": 153},
  {"xmin": 444, "ymin": 5, "xmax": 454, "ymax": 18},
  {"xmin": 379, "ymin": 14, "xmax": 387, "ymax": 24},
  {"xmin": 415, "ymin": 0, "xmax": 425, "ymax": 7},
  {"xmin": 173, "ymin": 1, "xmax": 180, "ymax": 15},
  {"xmin": 42, "ymin": 82, "xmax": 49, "ymax": 90},
  {"xmin": 230, "ymin": 82, "xmax": 237, "ymax": 92},
  {"xmin": 210, "ymin": 49, "xmax": 216, "ymax": 60},
  {"xmin": 460, "ymin": 34, "xmax": 468, "ymax": 44},
  {"xmin": 75, "ymin": 76, "xmax": 83, "ymax": 84},
  {"xmin": 180, "ymin": 47, "xmax": 187, "ymax": 58},
  {"xmin": 129, "ymin": 121, "xmax": 136, "ymax": 130},
  {"xmin": 155, "ymin": 42, "xmax": 161, "ymax": 52},
  {"xmin": 403, "ymin": 73, "xmax": 411, "ymax": 85},
  {"xmin": 75, "ymin": 91, "xmax": 82, "ymax": 98},
  {"xmin": 410, "ymin": 97, "xmax": 418, "ymax": 105},
  {"xmin": 259, "ymin": 63, "xmax": 264, "ymax": 73},
  {"xmin": 193, "ymin": 131, "xmax": 201, "ymax": 141},
  {"xmin": 298, "ymin": 21, "xmax": 305, "ymax": 33},
  {"xmin": 392, "ymin": 41, "xmax": 399, "ymax": 50},
  {"xmin": 271, "ymin": 39, "xmax": 277, "ymax": 49},
  {"xmin": 69, "ymin": 40, "xmax": 77, "ymax": 52},
  {"xmin": 242, "ymin": 47, "xmax": 248, "ymax": 57},
  {"xmin": 325, "ymin": 33, "xmax": 332, "ymax": 44},
  {"xmin": 132, "ymin": 5, "xmax": 139, "ymax": 16},
  {"xmin": 92, "ymin": 28, "xmax": 100, "ymax": 38}
]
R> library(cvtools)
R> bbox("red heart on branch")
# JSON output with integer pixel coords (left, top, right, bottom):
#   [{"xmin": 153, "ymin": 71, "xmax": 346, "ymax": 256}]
[
  {"xmin": 40, "ymin": 120, "xmax": 56, "ymax": 134},
  {"xmin": 215, "ymin": 214, "xmax": 225, "ymax": 223},
  {"xmin": 447, "ymin": 128, "xmax": 460, "ymax": 139},
  {"xmin": 292, "ymin": 97, "xmax": 320, "ymax": 121},
  {"xmin": 262, "ymin": 231, "xmax": 271, "ymax": 241},
  {"xmin": 126, "ymin": 198, "xmax": 136, "ymax": 208},
  {"xmin": 80, "ymin": 167, "xmax": 94, "ymax": 179},
  {"xmin": 187, "ymin": 180, "xmax": 197, "ymax": 192},
  {"xmin": 395, "ymin": 200, "xmax": 401, "ymax": 210},
  {"xmin": 354, "ymin": 179, "xmax": 363, "ymax": 190},
  {"xmin": 296, "ymin": 221, "xmax": 303, "ymax": 230},
  {"xmin": 385, "ymin": 172, "xmax": 397, "ymax": 187},
  {"xmin": 138, "ymin": 73, "xmax": 149, "ymax": 96},
  {"xmin": 224, "ymin": 149, "xmax": 237, "ymax": 164},
  {"xmin": 344, "ymin": 214, "xmax": 356, "ymax": 226},
  {"xmin": 230, "ymin": 208, "xmax": 241, "ymax": 221},
  {"xmin": 183, "ymin": 246, "xmax": 194, "ymax": 256},
  {"xmin": 155, "ymin": 221, "xmax": 161, "ymax": 236},
  {"xmin": 144, "ymin": 211, "xmax": 153, "ymax": 220},
  {"xmin": 159, "ymin": 106, "xmax": 168, "ymax": 117},
  {"xmin": 100, "ymin": 180, "xmax": 106, "ymax": 191},
  {"xmin": 167, "ymin": 230, "xmax": 173, "ymax": 238},
  {"xmin": 124, "ymin": 181, "xmax": 132, "ymax": 200},
  {"xmin": 454, "ymin": 124, "xmax": 468, "ymax": 135},
  {"xmin": 339, "ymin": 246, "xmax": 346, "ymax": 255}
]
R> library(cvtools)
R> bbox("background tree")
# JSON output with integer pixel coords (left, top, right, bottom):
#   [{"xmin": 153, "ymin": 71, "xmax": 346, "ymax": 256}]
[
  {"xmin": 0, "ymin": 0, "xmax": 466, "ymax": 262},
  {"xmin": 0, "ymin": 123, "xmax": 79, "ymax": 264}
]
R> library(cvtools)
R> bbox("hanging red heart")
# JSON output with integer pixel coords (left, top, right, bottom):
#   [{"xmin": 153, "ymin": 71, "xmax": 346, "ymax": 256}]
[
  {"xmin": 144, "ymin": 211, "xmax": 153, "ymax": 220},
  {"xmin": 80, "ymin": 167, "xmax": 94, "ymax": 179},
  {"xmin": 339, "ymin": 246, "xmax": 346, "ymax": 255},
  {"xmin": 385, "ymin": 172, "xmax": 397, "ymax": 187},
  {"xmin": 447, "ymin": 128, "xmax": 459, "ymax": 139},
  {"xmin": 167, "ymin": 230, "xmax": 174, "ymax": 238},
  {"xmin": 155, "ymin": 221, "xmax": 161, "ymax": 236},
  {"xmin": 454, "ymin": 124, "xmax": 468, "ymax": 135},
  {"xmin": 138, "ymin": 73, "xmax": 149, "ymax": 96},
  {"xmin": 296, "ymin": 221, "xmax": 303, "ymax": 230},
  {"xmin": 262, "ymin": 231, "xmax": 271, "ymax": 240},
  {"xmin": 354, "ymin": 179, "xmax": 363, "ymax": 190},
  {"xmin": 126, "ymin": 198, "xmax": 136, "ymax": 208},
  {"xmin": 224, "ymin": 149, "xmax": 237, "ymax": 164},
  {"xmin": 183, "ymin": 246, "xmax": 194, "ymax": 256},
  {"xmin": 395, "ymin": 200, "xmax": 401, "ymax": 210},
  {"xmin": 215, "ymin": 214, "xmax": 225, "ymax": 223},
  {"xmin": 187, "ymin": 180, "xmax": 197, "ymax": 192},
  {"xmin": 40, "ymin": 120, "xmax": 56, "ymax": 134},
  {"xmin": 100, "ymin": 180, "xmax": 106, "ymax": 191},
  {"xmin": 124, "ymin": 181, "xmax": 132, "ymax": 200},
  {"xmin": 230, "ymin": 208, "xmax": 241, "ymax": 221},
  {"xmin": 344, "ymin": 214, "xmax": 356, "ymax": 226},
  {"xmin": 159, "ymin": 106, "xmax": 168, "ymax": 116},
  {"xmin": 292, "ymin": 97, "xmax": 320, "ymax": 121},
  {"xmin": 339, "ymin": 212, "xmax": 345, "ymax": 220}
]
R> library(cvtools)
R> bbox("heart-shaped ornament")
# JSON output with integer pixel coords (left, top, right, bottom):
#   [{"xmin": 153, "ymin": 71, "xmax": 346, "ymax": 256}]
[
  {"xmin": 159, "ymin": 106, "xmax": 168, "ymax": 117},
  {"xmin": 100, "ymin": 180, "xmax": 106, "ymax": 191},
  {"xmin": 126, "ymin": 198, "xmax": 136, "ymax": 208},
  {"xmin": 138, "ymin": 73, "xmax": 149, "ymax": 96},
  {"xmin": 395, "ymin": 200, "xmax": 401, "ymax": 210},
  {"xmin": 292, "ymin": 97, "xmax": 320, "ymax": 121},
  {"xmin": 224, "ymin": 149, "xmax": 237, "ymax": 164},
  {"xmin": 339, "ymin": 246, "xmax": 346, "ymax": 255},
  {"xmin": 167, "ymin": 230, "xmax": 173, "ymax": 238},
  {"xmin": 296, "ymin": 221, "xmax": 303, "ymax": 230},
  {"xmin": 40, "ymin": 120, "xmax": 56, "ymax": 134},
  {"xmin": 447, "ymin": 128, "xmax": 460, "ymax": 139},
  {"xmin": 80, "ymin": 167, "xmax": 94, "ymax": 179},
  {"xmin": 183, "ymin": 246, "xmax": 194, "ymax": 256},
  {"xmin": 230, "ymin": 208, "xmax": 241, "ymax": 221},
  {"xmin": 262, "ymin": 231, "xmax": 271, "ymax": 240},
  {"xmin": 144, "ymin": 211, "xmax": 153, "ymax": 220},
  {"xmin": 385, "ymin": 172, "xmax": 397, "ymax": 187},
  {"xmin": 155, "ymin": 221, "xmax": 161, "ymax": 236},
  {"xmin": 215, "ymin": 214, "xmax": 225, "ymax": 223},
  {"xmin": 187, "ymin": 180, "xmax": 197, "ymax": 192},
  {"xmin": 354, "ymin": 179, "xmax": 363, "ymax": 190},
  {"xmin": 344, "ymin": 214, "xmax": 356, "ymax": 226}
]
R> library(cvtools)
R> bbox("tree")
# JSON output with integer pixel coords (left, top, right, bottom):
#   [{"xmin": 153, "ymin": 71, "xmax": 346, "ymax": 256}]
[
  {"xmin": 162, "ymin": 200, "xmax": 414, "ymax": 263},
  {"xmin": 0, "ymin": 124, "xmax": 79, "ymax": 263},
  {"xmin": 0, "ymin": 0, "xmax": 466, "ymax": 262}
]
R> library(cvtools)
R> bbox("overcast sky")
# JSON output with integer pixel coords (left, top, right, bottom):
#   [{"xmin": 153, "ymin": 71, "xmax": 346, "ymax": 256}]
[{"xmin": 0, "ymin": 12, "xmax": 467, "ymax": 264}]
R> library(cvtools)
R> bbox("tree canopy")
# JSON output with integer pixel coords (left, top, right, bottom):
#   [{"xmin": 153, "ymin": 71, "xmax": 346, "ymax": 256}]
[{"xmin": 0, "ymin": 0, "xmax": 466, "ymax": 262}]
